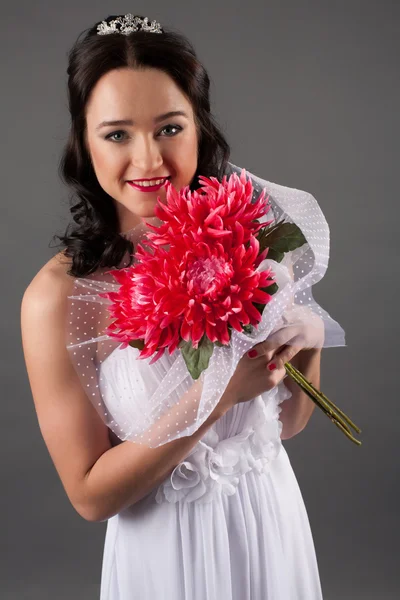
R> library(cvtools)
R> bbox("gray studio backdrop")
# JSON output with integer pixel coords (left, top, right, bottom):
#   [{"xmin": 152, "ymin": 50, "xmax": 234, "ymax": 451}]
[{"xmin": 1, "ymin": 1, "xmax": 398, "ymax": 598}]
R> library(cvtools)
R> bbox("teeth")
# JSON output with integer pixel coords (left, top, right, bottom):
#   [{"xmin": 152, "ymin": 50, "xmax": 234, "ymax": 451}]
[{"xmin": 132, "ymin": 178, "xmax": 167, "ymax": 187}]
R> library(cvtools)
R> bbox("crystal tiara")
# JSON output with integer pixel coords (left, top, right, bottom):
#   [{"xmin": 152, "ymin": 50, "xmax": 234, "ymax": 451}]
[{"xmin": 96, "ymin": 14, "xmax": 163, "ymax": 36}]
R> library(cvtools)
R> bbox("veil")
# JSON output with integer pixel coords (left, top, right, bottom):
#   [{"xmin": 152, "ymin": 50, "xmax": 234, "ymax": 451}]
[{"xmin": 65, "ymin": 161, "xmax": 346, "ymax": 448}]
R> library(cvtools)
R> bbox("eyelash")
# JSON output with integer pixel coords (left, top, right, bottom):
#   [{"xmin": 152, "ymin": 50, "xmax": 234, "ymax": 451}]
[{"xmin": 105, "ymin": 124, "xmax": 183, "ymax": 143}]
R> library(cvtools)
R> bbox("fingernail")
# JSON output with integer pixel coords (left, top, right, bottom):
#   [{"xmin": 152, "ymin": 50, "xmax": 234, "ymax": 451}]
[
  {"xmin": 248, "ymin": 350, "xmax": 258, "ymax": 358},
  {"xmin": 268, "ymin": 363, "xmax": 277, "ymax": 371}
]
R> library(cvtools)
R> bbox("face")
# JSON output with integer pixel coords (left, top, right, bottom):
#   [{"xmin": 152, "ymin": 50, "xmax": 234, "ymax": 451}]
[{"xmin": 85, "ymin": 67, "xmax": 199, "ymax": 232}]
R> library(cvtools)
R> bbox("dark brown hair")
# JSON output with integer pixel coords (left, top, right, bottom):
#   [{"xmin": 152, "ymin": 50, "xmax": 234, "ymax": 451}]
[{"xmin": 52, "ymin": 15, "xmax": 231, "ymax": 277}]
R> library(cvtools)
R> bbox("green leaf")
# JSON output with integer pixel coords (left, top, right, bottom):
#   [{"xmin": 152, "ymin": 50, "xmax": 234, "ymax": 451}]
[
  {"xmin": 128, "ymin": 339, "xmax": 145, "ymax": 350},
  {"xmin": 257, "ymin": 219, "xmax": 307, "ymax": 257},
  {"xmin": 252, "ymin": 303, "xmax": 265, "ymax": 318},
  {"xmin": 263, "ymin": 248, "xmax": 285, "ymax": 263},
  {"xmin": 269, "ymin": 222, "xmax": 307, "ymax": 253},
  {"xmin": 215, "ymin": 340, "xmax": 230, "ymax": 348},
  {"xmin": 180, "ymin": 335, "xmax": 215, "ymax": 380},
  {"xmin": 241, "ymin": 324, "xmax": 254, "ymax": 335},
  {"xmin": 263, "ymin": 282, "xmax": 279, "ymax": 296}
]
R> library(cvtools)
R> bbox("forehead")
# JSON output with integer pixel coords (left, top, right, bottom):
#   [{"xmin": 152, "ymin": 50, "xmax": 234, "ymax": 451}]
[{"xmin": 85, "ymin": 67, "xmax": 193, "ymax": 124}]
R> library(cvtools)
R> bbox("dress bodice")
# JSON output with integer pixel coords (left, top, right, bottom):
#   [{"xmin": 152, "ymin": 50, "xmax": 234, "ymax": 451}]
[{"xmin": 99, "ymin": 346, "xmax": 291, "ymax": 504}]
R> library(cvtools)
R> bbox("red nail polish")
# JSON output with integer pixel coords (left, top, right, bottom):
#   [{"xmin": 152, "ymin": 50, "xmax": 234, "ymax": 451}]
[
  {"xmin": 248, "ymin": 350, "xmax": 258, "ymax": 358},
  {"xmin": 268, "ymin": 363, "xmax": 277, "ymax": 371}
]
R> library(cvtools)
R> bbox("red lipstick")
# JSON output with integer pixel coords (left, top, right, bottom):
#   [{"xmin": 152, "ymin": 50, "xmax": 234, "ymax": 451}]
[{"xmin": 127, "ymin": 178, "xmax": 170, "ymax": 192}]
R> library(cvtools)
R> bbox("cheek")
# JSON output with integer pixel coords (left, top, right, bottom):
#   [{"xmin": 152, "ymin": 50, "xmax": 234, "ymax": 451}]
[
  {"xmin": 92, "ymin": 147, "xmax": 129, "ymax": 185},
  {"xmin": 173, "ymin": 134, "xmax": 198, "ymax": 170}
]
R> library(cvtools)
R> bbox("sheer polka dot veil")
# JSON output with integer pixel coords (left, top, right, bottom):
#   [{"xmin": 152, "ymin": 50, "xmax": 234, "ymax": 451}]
[{"xmin": 66, "ymin": 162, "xmax": 346, "ymax": 448}]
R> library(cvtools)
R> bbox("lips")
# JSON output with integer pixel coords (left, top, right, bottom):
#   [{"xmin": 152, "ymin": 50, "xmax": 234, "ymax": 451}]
[
  {"xmin": 129, "ymin": 176, "xmax": 170, "ymax": 183},
  {"xmin": 135, "ymin": 176, "xmax": 168, "ymax": 182},
  {"xmin": 127, "ymin": 177, "xmax": 171, "ymax": 192}
]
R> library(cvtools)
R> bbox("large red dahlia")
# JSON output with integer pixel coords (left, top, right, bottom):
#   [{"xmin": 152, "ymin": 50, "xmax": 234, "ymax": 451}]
[
  {"xmin": 102, "ymin": 233, "xmax": 275, "ymax": 363},
  {"xmin": 100, "ymin": 169, "xmax": 277, "ymax": 365}
]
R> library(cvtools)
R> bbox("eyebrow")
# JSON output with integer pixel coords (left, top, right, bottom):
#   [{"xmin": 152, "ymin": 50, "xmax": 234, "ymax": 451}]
[{"xmin": 96, "ymin": 110, "xmax": 189, "ymax": 130}]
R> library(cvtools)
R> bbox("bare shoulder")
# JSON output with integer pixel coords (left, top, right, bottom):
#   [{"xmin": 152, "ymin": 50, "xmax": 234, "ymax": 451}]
[{"xmin": 23, "ymin": 250, "xmax": 75, "ymax": 306}]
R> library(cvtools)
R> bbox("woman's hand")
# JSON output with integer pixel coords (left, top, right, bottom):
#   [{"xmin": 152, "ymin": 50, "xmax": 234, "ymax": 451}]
[
  {"xmin": 222, "ymin": 306, "xmax": 325, "ymax": 409},
  {"xmin": 255, "ymin": 305, "xmax": 325, "ymax": 367}
]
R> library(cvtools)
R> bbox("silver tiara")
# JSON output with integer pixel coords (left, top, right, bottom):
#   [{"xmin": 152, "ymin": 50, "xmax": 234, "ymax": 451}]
[{"xmin": 97, "ymin": 14, "xmax": 163, "ymax": 36}]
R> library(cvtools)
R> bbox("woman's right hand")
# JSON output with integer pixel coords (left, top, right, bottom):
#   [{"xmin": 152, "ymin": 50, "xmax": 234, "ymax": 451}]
[
  {"xmin": 219, "ymin": 347, "xmax": 287, "ymax": 412},
  {"xmin": 219, "ymin": 304, "xmax": 324, "ymax": 413}
]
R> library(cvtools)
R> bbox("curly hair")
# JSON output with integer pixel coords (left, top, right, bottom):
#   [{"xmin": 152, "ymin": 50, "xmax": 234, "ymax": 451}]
[{"xmin": 51, "ymin": 15, "xmax": 231, "ymax": 277}]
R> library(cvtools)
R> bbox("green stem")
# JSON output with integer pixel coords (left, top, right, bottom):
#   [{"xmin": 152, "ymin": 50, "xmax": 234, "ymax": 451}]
[
  {"xmin": 285, "ymin": 362, "xmax": 347, "ymax": 427},
  {"xmin": 287, "ymin": 362, "xmax": 361, "ymax": 434},
  {"xmin": 284, "ymin": 361, "xmax": 362, "ymax": 446}
]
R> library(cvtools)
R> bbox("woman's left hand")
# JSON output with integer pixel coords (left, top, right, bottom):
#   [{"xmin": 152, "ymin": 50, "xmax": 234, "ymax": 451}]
[{"xmin": 247, "ymin": 306, "xmax": 325, "ymax": 371}]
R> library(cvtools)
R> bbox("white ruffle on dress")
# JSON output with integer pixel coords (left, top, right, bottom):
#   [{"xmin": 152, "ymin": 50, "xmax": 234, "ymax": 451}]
[{"xmin": 98, "ymin": 347, "xmax": 324, "ymax": 600}]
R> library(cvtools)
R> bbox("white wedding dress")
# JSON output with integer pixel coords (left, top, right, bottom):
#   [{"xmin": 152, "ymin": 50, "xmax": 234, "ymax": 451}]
[{"xmin": 97, "ymin": 346, "xmax": 324, "ymax": 600}]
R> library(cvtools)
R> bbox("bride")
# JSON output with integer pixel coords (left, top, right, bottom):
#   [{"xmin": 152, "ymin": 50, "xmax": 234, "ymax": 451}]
[{"xmin": 21, "ymin": 13, "xmax": 345, "ymax": 599}]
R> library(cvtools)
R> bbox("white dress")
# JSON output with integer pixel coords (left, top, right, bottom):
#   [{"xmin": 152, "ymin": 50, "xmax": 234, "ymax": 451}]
[{"xmin": 97, "ymin": 348, "xmax": 324, "ymax": 600}]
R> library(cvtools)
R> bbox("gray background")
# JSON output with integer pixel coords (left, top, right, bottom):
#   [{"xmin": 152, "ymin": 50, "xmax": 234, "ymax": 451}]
[{"xmin": 1, "ymin": 0, "xmax": 398, "ymax": 598}]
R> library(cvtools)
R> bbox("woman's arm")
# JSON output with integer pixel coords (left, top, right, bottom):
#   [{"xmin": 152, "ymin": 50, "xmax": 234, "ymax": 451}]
[
  {"xmin": 277, "ymin": 254, "xmax": 322, "ymax": 439},
  {"xmin": 21, "ymin": 261, "xmax": 237, "ymax": 524},
  {"xmin": 83, "ymin": 387, "xmax": 233, "ymax": 521},
  {"xmin": 280, "ymin": 348, "xmax": 321, "ymax": 439}
]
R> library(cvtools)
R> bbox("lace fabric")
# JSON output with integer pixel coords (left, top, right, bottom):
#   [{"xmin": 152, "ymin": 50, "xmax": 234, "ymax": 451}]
[{"xmin": 66, "ymin": 161, "xmax": 346, "ymax": 448}]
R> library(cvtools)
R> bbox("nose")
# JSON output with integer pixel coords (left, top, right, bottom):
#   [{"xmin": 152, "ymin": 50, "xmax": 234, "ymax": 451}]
[{"xmin": 130, "ymin": 134, "xmax": 163, "ymax": 173}]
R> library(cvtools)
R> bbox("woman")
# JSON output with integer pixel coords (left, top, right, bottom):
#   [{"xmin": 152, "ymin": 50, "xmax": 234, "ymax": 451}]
[{"xmin": 21, "ymin": 13, "xmax": 344, "ymax": 599}]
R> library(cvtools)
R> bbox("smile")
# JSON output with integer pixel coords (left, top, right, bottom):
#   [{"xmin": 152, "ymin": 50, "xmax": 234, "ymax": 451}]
[{"xmin": 127, "ymin": 177, "xmax": 170, "ymax": 192}]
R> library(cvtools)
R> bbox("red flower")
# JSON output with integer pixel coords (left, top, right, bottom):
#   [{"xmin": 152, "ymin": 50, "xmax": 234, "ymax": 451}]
[
  {"xmin": 100, "ymin": 170, "xmax": 277, "ymax": 364},
  {"xmin": 145, "ymin": 168, "xmax": 274, "ymax": 248}
]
